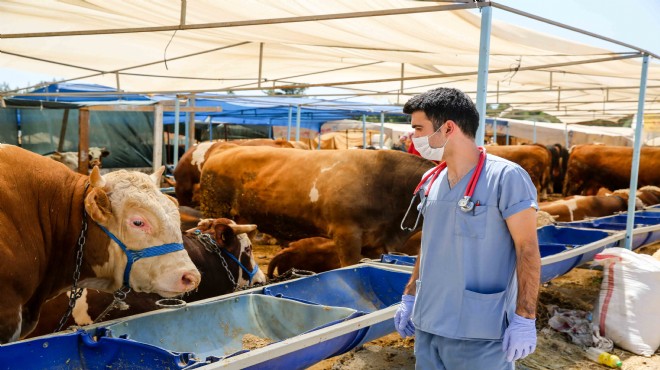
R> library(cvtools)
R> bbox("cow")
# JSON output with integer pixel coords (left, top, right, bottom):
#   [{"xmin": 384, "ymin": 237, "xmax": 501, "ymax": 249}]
[
  {"xmin": 46, "ymin": 146, "xmax": 110, "ymax": 171},
  {"xmin": 538, "ymin": 193, "xmax": 632, "ymax": 222},
  {"xmin": 28, "ymin": 217, "xmax": 266, "ymax": 338},
  {"xmin": 596, "ymin": 186, "xmax": 660, "ymax": 209},
  {"xmin": 485, "ymin": 144, "xmax": 552, "ymax": 200},
  {"xmin": 174, "ymin": 139, "xmax": 295, "ymax": 207},
  {"xmin": 563, "ymin": 145, "xmax": 660, "ymax": 196},
  {"xmin": 199, "ymin": 146, "xmax": 435, "ymax": 266},
  {"xmin": 179, "ymin": 205, "xmax": 204, "ymax": 231},
  {"xmin": 267, "ymin": 237, "xmax": 340, "ymax": 278},
  {"xmin": 546, "ymin": 143, "xmax": 569, "ymax": 194},
  {"xmin": 267, "ymin": 232, "xmax": 423, "ymax": 278},
  {"xmin": 0, "ymin": 144, "xmax": 200, "ymax": 343}
]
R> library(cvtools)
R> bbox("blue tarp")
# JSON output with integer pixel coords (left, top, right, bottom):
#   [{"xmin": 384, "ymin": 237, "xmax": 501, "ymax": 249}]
[{"xmin": 10, "ymin": 83, "xmax": 406, "ymax": 131}]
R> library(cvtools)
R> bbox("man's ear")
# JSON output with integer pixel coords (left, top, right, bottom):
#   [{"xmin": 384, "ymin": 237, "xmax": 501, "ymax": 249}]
[{"xmin": 85, "ymin": 188, "xmax": 112, "ymax": 223}]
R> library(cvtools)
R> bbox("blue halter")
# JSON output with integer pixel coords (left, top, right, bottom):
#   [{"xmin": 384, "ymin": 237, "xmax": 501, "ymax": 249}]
[
  {"xmin": 97, "ymin": 224, "xmax": 185, "ymax": 288},
  {"xmin": 220, "ymin": 247, "xmax": 260, "ymax": 284}
]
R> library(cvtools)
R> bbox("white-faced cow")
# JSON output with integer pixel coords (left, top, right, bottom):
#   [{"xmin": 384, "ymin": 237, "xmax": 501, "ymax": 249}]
[
  {"xmin": 28, "ymin": 217, "xmax": 265, "ymax": 338},
  {"xmin": 174, "ymin": 139, "xmax": 294, "ymax": 207},
  {"xmin": 199, "ymin": 146, "xmax": 435, "ymax": 266},
  {"xmin": 0, "ymin": 144, "xmax": 200, "ymax": 343},
  {"xmin": 46, "ymin": 146, "xmax": 110, "ymax": 171}
]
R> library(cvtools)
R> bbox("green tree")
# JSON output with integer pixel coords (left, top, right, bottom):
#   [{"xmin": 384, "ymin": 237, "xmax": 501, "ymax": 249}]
[{"xmin": 263, "ymin": 84, "xmax": 307, "ymax": 96}]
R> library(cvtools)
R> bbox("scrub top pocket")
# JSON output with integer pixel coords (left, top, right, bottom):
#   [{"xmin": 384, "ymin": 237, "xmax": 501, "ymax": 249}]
[
  {"xmin": 457, "ymin": 289, "xmax": 507, "ymax": 339},
  {"xmin": 454, "ymin": 204, "xmax": 488, "ymax": 239}
]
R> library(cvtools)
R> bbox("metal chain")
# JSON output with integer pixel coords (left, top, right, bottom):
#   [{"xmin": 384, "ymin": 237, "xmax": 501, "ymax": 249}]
[
  {"xmin": 54, "ymin": 183, "xmax": 90, "ymax": 333},
  {"xmin": 93, "ymin": 286, "xmax": 131, "ymax": 324},
  {"xmin": 196, "ymin": 232, "xmax": 238, "ymax": 290}
]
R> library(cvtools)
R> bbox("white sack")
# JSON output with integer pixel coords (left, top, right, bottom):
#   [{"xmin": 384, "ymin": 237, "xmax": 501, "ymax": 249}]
[{"xmin": 592, "ymin": 248, "xmax": 660, "ymax": 356}]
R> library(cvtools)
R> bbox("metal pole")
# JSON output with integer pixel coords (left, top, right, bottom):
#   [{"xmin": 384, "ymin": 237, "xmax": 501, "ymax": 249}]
[
  {"xmin": 295, "ymin": 104, "xmax": 301, "ymax": 142},
  {"xmin": 493, "ymin": 120, "xmax": 497, "ymax": 144},
  {"xmin": 184, "ymin": 98, "xmax": 191, "ymax": 151},
  {"xmin": 153, "ymin": 103, "xmax": 164, "ymax": 172},
  {"xmin": 173, "ymin": 97, "xmax": 180, "ymax": 167},
  {"xmin": 287, "ymin": 105, "xmax": 292, "ymax": 141},
  {"xmin": 362, "ymin": 114, "xmax": 367, "ymax": 149},
  {"xmin": 533, "ymin": 120, "xmax": 537, "ymax": 143},
  {"xmin": 564, "ymin": 122, "xmax": 569, "ymax": 149},
  {"xmin": 474, "ymin": 4, "xmax": 492, "ymax": 146},
  {"xmin": 506, "ymin": 124, "xmax": 510, "ymax": 145},
  {"xmin": 624, "ymin": 54, "xmax": 649, "ymax": 250},
  {"xmin": 187, "ymin": 95, "xmax": 196, "ymax": 150},
  {"xmin": 380, "ymin": 112, "xmax": 385, "ymax": 148}
]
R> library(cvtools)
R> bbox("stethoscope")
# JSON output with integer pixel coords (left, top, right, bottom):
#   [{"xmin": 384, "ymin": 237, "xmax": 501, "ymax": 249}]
[{"xmin": 400, "ymin": 146, "xmax": 486, "ymax": 232}]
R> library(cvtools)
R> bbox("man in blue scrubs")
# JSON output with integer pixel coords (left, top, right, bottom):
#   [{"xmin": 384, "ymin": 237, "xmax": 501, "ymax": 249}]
[{"xmin": 394, "ymin": 88, "xmax": 541, "ymax": 369}]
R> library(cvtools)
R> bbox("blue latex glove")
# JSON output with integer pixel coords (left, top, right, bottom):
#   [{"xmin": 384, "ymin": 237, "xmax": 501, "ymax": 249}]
[
  {"xmin": 502, "ymin": 313, "xmax": 537, "ymax": 362},
  {"xmin": 394, "ymin": 294, "xmax": 416, "ymax": 338}
]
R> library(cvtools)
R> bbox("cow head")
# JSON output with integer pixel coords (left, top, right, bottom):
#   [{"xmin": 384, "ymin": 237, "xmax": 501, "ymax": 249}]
[
  {"xmin": 187, "ymin": 218, "xmax": 266, "ymax": 287},
  {"xmin": 84, "ymin": 166, "xmax": 201, "ymax": 297},
  {"xmin": 88, "ymin": 147, "xmax": 110, "ymax": 168}
]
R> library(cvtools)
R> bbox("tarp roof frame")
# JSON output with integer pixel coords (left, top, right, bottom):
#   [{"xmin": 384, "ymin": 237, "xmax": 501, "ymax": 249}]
[{"xmin": 1, "ymin": 1, "xmax": 657, "ymax": 124}]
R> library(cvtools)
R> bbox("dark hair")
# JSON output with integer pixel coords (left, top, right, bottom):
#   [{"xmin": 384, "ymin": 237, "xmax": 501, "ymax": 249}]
[{"xmin": 403, "ymin": 87, "xmax": 479, "ymax": 139}]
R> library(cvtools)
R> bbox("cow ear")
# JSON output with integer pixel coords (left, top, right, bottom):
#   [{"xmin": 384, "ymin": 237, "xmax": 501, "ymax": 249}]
[
  {"xmin": 150, "ymin": 166, "xmax": 166, "ymax": 185},
  {"xmin": 89, "ymin": 166, "xmax": 106, "ymax": 189},
  {"xmin": 166, "ymin": 194, "xmax": 179, "ymax": 207},
  {"xmin": 85, "ymin": 188, "xmax": 112, "ymax": 223},
  {"xmin": 101, "ymin": 148, "xmax": 110, "ymax": 157},
  {"xmin": 213, "ymin": 223, "xmax": 235, "ymax": 247}
]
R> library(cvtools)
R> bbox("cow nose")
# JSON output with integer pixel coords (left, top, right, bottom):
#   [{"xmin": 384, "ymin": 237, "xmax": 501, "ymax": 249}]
[{"xmin": 180, "ymin": 269, "xmax": 201, "ymax": 292}]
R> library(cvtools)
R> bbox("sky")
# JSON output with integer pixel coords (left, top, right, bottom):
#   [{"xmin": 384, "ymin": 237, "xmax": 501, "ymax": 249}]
[{"xmin": 1, "ymin": 0, "xmax": 658, "ymax": 90}]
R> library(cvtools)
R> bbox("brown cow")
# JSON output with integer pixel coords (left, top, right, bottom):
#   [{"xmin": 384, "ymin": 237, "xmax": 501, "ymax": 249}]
[
  {"xmin": 200, "ymin": 147, "xmax": 435, "ymax": 266},
  {"xmin": 267, "ymin": 237, "xmax": 340, "ymax": 278},
  {"xmin": 174, "ymin": 139, "xmax": 294, "ymax": 207},
  {"xmin": 539, "ymin": 194, "xmax": 631, "ymax": 222},
  {"xmin": 267, "ymin": 232, "xmax": 422, "ymax": 278},
  {"xmin": 485, "ymin": 144, "xmax": 552, "ymax": 200},
  {"xmin": 563, "ymin": 145, "xmax": 660, "ymax": 196},
  {"xmin": 0, "ymin": 144, "xmax": 200, "ymax": 343},
  {"xmin": 29, "ymin": 218, "xmax": 265, "ymax": 338}
]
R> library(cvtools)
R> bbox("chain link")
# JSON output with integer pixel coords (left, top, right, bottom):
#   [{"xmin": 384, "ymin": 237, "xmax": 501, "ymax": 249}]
[
  {"xmin": 93, "ymin": 286, "xmax": 132, "ymax": 324},
  {"xmin": 55, "ymin": 183, "xmax": 90, "ymax": 333},
  {"xmin": 196, "ymin": 232, "xmax": 238, "ymax": 290}
]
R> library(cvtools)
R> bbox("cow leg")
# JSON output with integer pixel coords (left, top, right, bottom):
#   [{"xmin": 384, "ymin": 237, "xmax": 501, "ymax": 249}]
[
  {"xmin": 0, "ymin": 305, "xmax": 22, "ymax": 343},
  {"xmin": 332, "ymin": 228, "xmax": 363, "ymax": 266}
]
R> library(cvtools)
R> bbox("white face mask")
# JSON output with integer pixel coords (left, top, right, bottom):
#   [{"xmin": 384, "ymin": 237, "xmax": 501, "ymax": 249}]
[{"xmin": 412, "ymin": 125, "xmax": 450, "ymax": 161}]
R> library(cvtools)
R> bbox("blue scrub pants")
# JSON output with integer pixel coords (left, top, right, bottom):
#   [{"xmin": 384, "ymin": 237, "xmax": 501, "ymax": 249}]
[{"xmin": 414, "ymin": 330, "xmax": 514, "ymax": 370}]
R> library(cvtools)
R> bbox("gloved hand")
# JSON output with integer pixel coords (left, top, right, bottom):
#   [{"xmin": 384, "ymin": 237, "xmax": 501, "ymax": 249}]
[
  {"xmin": 502, "ymin": 313, "xmax": 537, "ymax": 362},
  {"xmin": 394, "ymin": 294, "xmax": 416, "ymax": 338}
]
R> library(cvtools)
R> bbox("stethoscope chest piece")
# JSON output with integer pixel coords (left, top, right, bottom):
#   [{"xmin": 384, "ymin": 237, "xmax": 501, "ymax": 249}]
[{"xmin": 458, "ymin": 196, "xmax": 474, "ymax": 212}]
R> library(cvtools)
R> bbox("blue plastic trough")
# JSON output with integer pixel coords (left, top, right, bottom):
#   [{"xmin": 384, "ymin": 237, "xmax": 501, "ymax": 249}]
[
  {"xmin": 378, "ymin": 225, "xmax": 621, "ymax": 284},
  {"xmin": 262, "ymin": 265, "xmax": 409, "ymax": 347},
  {"xmin": 97, "ymin": 294, "xmax": 362, "ymax": 370},
  {"xmin": 0, "ymin": 330, "xmax": 196, "ymax": 370},
  {"xmin": 536, "ymin": 225, "xmax": 619, "ymax": 283},
  {"xmin": 557, "ymin": 212, "xmax": 660, "ymax": 249}
]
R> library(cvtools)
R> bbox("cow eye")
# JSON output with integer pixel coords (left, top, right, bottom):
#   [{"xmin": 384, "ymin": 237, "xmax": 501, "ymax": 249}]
[{"xmin": 132, "ymin": 220, "xmax": 145, "ymax": 227}]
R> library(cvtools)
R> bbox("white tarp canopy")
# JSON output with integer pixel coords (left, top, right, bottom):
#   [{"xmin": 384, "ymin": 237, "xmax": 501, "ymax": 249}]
[{"xmin": 1, "ymin": 0, "xmax": 658, "ymax": 123}]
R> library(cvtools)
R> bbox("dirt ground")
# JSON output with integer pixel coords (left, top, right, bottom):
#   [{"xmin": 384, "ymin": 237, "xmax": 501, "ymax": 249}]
[{"xmin": 253, "ymin": 241, "xmax": 660, "ymax": 370}]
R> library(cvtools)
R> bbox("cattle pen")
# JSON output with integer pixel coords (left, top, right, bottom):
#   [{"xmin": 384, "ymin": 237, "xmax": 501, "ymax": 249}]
[{"xmin": 1, "ymin": 1, "xmax": 660, "ymax": 369}]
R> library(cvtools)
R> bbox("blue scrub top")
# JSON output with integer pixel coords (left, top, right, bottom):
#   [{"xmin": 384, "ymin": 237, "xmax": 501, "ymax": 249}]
[{"xmin": 412, "ymin": 154, "xmax": 538, "ymax": 340}]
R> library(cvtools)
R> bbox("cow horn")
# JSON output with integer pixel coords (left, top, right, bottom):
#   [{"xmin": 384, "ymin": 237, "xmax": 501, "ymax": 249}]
[
  {"xmin": 229, "ymin": 224, "xmax": 257, "ymax": 235},
  {"xmin": 89, "ymin": 166, "xmax": 106, "ymax": 189},
  {"xmin": 150, "ymin": 166, "xmax": 166, "ymax": 185}
]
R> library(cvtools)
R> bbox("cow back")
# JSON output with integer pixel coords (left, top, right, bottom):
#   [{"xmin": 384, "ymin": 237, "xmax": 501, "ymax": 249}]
[
  {"xmin": 563, "ymin": 145, "xmax": 660, "ymax": 196},
  {"xmin": 200, "ymin": 147, "xmax": 434, "ymax": 261}
]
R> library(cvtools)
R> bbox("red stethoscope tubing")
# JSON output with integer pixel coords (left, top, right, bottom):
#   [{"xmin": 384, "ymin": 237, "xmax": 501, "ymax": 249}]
[
  {"xmin": 413, "ymin": 146, "xmax": 486, "ymax": 198},
  {"xmin": 400, "ymin": 146, "xmax": 486, "ymax": 231}
]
